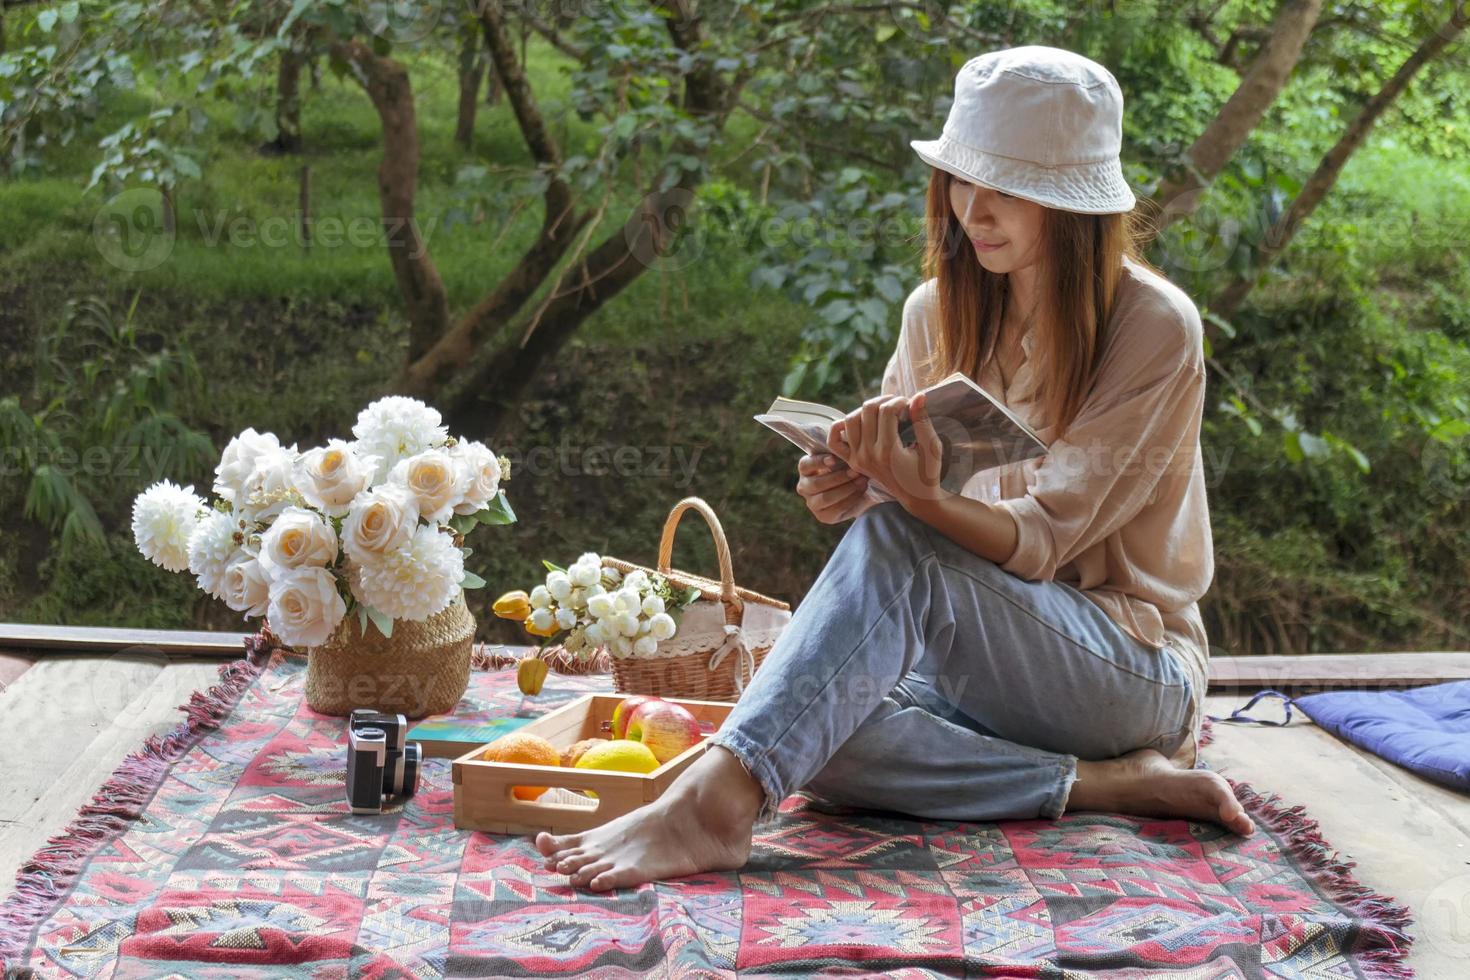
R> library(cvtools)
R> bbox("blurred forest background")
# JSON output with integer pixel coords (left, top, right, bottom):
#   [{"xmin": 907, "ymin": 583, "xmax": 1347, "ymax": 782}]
[{"xmin": 1, "ymin": 0, "xmax": 1467, "ymax": 655}]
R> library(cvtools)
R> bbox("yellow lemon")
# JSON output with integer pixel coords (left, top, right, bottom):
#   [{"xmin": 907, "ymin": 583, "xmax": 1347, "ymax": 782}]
[{"xmin": 574, "ymin": 740, "xmax": 660, "ymax": 775}]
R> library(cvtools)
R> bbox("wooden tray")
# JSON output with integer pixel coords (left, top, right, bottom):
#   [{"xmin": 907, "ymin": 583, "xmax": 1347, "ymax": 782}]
[{"xmin": 451, "ymin": 693, "xmax": 734, "ymax": 835}]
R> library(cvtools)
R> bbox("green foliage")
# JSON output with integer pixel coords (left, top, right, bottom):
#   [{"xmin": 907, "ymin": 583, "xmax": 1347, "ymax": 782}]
[{"xmin": 1, "ymin": 291, "xmax": 213, "ymax": 556}]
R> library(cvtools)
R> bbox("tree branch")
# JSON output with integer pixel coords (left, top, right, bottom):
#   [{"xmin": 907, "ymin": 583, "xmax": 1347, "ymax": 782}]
[{"xmin": 334, "ymin": 40, "xmax": 451, "ymax": 361}]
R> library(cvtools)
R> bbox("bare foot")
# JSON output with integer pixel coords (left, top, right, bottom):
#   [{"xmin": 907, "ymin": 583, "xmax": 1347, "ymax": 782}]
[
  {"xmin": 1068, "ymin": 749, "xmax": 1256, "ymax": 836},
  {"xmin": 534, "ymin": 745, "xmax": 764, "ymax": 891}
]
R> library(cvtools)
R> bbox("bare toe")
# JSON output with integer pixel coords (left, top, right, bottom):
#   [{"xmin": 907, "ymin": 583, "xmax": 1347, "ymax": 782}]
[
  {"xmin": 589, "ymin": 866, "xmax": 636, "ymax": 891},
  {"xmin": 570, "ymin": 859, "xmax": 613, "ymax": 887},
  {"xmin": 536, "ymin": 831, "xmax": 576, "ymax": 857},
  {"xmin": 556, "ymin": 851, "xmax": 598, "ymax": 874}
]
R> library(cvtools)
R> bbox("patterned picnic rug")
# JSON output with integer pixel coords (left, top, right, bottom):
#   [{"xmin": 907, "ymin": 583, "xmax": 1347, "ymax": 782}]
[{"xmin": 1, "ymin": 639, "xmax": 1413, "ymax": 978}]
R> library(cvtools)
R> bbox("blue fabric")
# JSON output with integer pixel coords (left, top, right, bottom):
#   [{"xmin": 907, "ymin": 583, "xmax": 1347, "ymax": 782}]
[{"xmin": 1294, "ymin": 681, "xmax": 1470, "ymax": 792}]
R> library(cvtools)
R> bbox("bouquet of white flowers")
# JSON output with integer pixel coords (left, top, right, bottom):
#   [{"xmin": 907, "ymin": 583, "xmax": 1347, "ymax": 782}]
[
  {"xmin": 131, "ymin": 396, "xmax": 514, "ymax": 650},
  {"xmin": 491, "ymin": 552, "xmax": 701, "ymax": 693}
]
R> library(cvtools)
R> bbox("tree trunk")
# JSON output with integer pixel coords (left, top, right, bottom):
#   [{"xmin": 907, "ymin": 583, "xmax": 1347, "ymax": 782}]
[
  {"xmin": 336, "ymin": 41, "xmax": 452, "ymax": 360},
  {"xmin": 438, "ymin": 185, "xmax": 703, "ymax": 438},
  {"xmin": 1209, "ymin": 3, "xmax": 1468, "ymax": 324},
  {"xmin": 267, "ymin": 49, "xmax": 304, "ymax": 154},
  {"xmin": 435, "ymin": 0, "xmax": 730, "ymax": 439},
  {"xmin": 1151, "ymin": 0, "xmax": 1323, "ymax": 235},
  {"xmin": 485, "ymin": 60, "xmax": 501, "ymax": 105},
  {"xmin": 455, "ymin": 26, "xmax": 484, "ymax": 150}
]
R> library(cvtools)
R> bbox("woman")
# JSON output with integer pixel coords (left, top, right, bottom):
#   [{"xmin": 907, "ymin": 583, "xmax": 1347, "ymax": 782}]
[{"xmin": 536, "ymin": 45, "xmax": 1254, "ymax": 892}]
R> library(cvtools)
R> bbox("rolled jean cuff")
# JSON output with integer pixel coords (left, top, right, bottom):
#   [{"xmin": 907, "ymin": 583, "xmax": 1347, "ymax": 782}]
[
  {"xmin": 707, "ymin": 729, "xmax": 784, "ymax": 825},
  {"xmin": 1041, "ymin": 756, "xmax": 1078, "ymax": 821}
]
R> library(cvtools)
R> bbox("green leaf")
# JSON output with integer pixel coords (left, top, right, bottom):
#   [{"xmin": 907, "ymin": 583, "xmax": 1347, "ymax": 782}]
[
  {"xmin": 874, "ymin": 23, "xmax": 898, "ymax": 42},
  {"xmin": 460, "ymin": 571, "xmax": 487, "ymax": 590},
  {"xmin": 478, "ymin": 491, "xmax": 516, "ymax": 525},
  {"xmin": 37, "ymin": 9, "xmax": 59, "ymax": 31},
  {"xmin": 448, "ymin": 513, "xmax": 479, "ymax": 535},
  {"xmin": 357, "ymin": 604, "xmax": 368, "ymax": 634},
  {"xmin": 542, "ymin": 559, "xmax": 565, "ymax": 574},
  {"xmin": 365, "ymin": 604, "xmax": 394, "ymax": 639},
  {"xmin": 1430, "ymin": 418, "xmax": 1470, "ymax": 442},
  {"xmin": 1282, "ymin": 430, "xmax": 1304, "ymax": 463}
]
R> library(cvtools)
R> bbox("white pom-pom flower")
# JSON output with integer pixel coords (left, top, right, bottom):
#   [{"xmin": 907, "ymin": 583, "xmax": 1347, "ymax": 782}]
[
  {"xmin": 634, "ymin": 635, "xmax": 658, "ymax": 656},
  {"xmin": 132, "ymin": 481, "xmax": 208, "ymax": 572},
  {"xmin": 353, "ymin": 524, "xmax": 464, "ymax": 621},
  {"xmin": 529, "ymin": 584, "xmax": 552, "ymax": 609},
  {"xmin": 649, "ymin": 612, "xmax": 676, "ymax": 640},
  {"xmin": 554, "ymin": 607, "xmax": 578, "ymax": 630},
  {"xmin": 187, "ymin": 509, "xmax": 241, "ymax": 598},
  {"xmin": 351, "ymin": 396, "xmax": 449, "ymax": 483},
  {"xmin": 641, "ymin": 594, "xmax": 665, "ymax": 618},
  {"xmin": 546, "ymin": 571, "xmax": 572, "ymax": 602},
  {"xmin": 528, "ymin": 607, "xmax": 555, "ymax": 634},
  {"xmin": 587, "ymin": 593, "xmax": 616, "ymax": 620},
  {"xmin": 267, "ymin": 565, "xmax": 347, "ymax": 648}
]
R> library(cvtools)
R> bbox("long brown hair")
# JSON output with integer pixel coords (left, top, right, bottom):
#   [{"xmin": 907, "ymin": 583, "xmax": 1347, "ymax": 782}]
[{"xmin": 918, "ymin": 168, "xmax": 1153, "ymax": 433}]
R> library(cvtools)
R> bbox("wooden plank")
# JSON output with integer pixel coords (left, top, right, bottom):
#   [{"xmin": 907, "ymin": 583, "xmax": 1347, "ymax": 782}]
[
  {"xmin": 0, "ymin": 622, "xmax": 248, "ymax": 657},
  {"xmin": 1202, "ymin": 693, "xmax": 1470, "ymax": 976},
  {"xmin": 0, "ymin": 656, "xmax": 223, "ymax": 904},
  {"xmin": 1208, "ymin": 652, "xmax": 1470, "ymax": 690}
]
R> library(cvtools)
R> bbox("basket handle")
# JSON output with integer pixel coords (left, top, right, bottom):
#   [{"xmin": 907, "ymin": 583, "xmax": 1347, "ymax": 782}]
[{"xmin": 657, "ymin": 497, "xmax": 742, "ymax": 618}]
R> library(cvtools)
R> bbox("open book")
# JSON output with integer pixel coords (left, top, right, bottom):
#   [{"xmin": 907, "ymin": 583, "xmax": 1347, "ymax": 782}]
[{"xmin": 755, "ymin": 372, "xmax": 1049, "ymax": 505}]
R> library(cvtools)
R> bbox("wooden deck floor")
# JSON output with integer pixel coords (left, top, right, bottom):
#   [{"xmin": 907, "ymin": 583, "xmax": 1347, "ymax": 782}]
[{"xmin": 0, "ymin": 654, "xmax": 1464, "ymax": 975}]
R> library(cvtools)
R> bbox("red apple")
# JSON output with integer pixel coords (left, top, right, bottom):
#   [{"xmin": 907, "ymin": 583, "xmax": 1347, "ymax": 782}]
[
  {"xmin": 625, "ymin": 700, "xmax": 702, "ymax": 763},
  {"xmin": 611, "ymin": 695, "xmax": 661, "ymax": 740}
]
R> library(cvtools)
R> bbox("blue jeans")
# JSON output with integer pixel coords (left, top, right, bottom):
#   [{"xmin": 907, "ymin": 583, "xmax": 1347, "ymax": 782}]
[{"xmin": 708, "ymin": 501, "xmax": 1195, "ymax": 825}]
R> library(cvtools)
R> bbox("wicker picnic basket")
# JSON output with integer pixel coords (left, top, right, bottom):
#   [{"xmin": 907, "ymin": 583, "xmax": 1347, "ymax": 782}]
[{"xmin": 601, "ymin": 497, "xmax": 790, "ymax": 701}]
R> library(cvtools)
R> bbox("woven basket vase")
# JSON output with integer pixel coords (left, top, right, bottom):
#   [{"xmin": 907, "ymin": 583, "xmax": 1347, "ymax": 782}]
[
  {"xmin": 601, "ymin": 497, "xmax": 791, "ymax": 702},
  {"xmin": 302, "ymin": 589, "xmax": 476, "ymax": 718}
]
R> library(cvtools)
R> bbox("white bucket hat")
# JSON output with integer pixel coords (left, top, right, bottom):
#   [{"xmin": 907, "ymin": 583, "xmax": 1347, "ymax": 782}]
[{"xmin": 910, "ymin": 46, "xmax": 1136, "ymax": 215}]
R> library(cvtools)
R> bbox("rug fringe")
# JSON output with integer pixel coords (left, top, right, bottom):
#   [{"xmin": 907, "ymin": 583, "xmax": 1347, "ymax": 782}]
[
  {"xmin": 1230, "ymin": 778, "xmax": 1415, "ymax": 979},
  {"xmin": 0, "ymin": 639, "xmax": 270, "ymax": 973}
]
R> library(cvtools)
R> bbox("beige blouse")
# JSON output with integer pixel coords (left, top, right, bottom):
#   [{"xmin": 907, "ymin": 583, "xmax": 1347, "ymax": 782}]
[{"xmin": 880, "ymin": 256, "xmax": 1213, "ymax": 765}]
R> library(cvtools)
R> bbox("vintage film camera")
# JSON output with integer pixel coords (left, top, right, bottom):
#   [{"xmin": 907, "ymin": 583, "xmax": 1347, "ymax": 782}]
[{"xmin": 346, "ymin": 708, "xmax": 423, "ymax": 814}]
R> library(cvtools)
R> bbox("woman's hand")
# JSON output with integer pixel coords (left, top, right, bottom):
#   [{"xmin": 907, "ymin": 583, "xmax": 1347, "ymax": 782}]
[
  {"xmin": 796, "ymin": 453, "xmax": 871, "ymax": 525},
  {"xmin": 828, "ymin": 393, "xmax": 946, "ymax": 510}
]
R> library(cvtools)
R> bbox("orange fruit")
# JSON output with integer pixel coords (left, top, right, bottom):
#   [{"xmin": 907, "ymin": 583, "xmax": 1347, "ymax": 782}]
[
  {"xmin": 479, "ymin": 732, "xmax": 560, "ymax": 800},
  {"xmin": 561, "ymin": 737, "xmax": 607, "ymax": 769}
]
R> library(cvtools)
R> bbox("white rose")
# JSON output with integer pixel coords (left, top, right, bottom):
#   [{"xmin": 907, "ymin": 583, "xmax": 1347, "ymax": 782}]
[
  {"xmin": 213, "ymin": 429, "xmax": 280, "ymax": 506},
  {"xmin": 634, "ymin": 635, "xmax": 658, "ymax": 656},
  {"xmin": 237, "ymin": 443, "xmax": 302, "ymax": 523},
  {"xmin": 295, "ymin": 440, "xmax": 373, "ymax": 517},
  {"xmin": 259, "ymin": 506, "xmax": 338, "ymax": 576},
  {"xmin": 623, "ymin": 570, "xmax": 649, "ymax": 592},
  {"xmin": 449, "ymin": 440, "xmax": 503, "ymax": 516},
  {"xmin": 641, "ymin": 594, "xmax": 666, "ymax": 618},
  {"xmin": 389, "ymin": 449, "xmax": 469, "ymax": 525},
  {"xmin": 546, "ymin": 571, "xmax": 572, "ymax": 602},
  {"xmin": 267, "ymin": 565, "xmax": 347, "ymax": 648},
  {"xmin": 615, "ymin": 612, "xmax": 640, "ymax": 637},
  {"xmin": 221, "ymin": 554, "xmax": 271, "ymax": 619},
  {"xmin": 650, "ymin": 612, "xmax": 676, "ymax": 640},
  {"xmin": 613, "ymin": 588, "xmax": 641, "ymax": 615},
  {"xmin": 342, "ymin": 485, "xmax": 419, "ymax": 563}
]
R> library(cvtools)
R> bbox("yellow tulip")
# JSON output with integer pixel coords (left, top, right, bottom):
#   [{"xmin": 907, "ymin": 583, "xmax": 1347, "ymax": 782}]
[
  {"xmin": 518, "ymin": 656, "xmax": 549, "ymax": 696},
  {"xmin": 493, "ymin": 590, "xmax": 532, "ymax": 621},
  {"xmin": 524, "ymin": 617, "xmax": 560, "ymax": 638}
]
